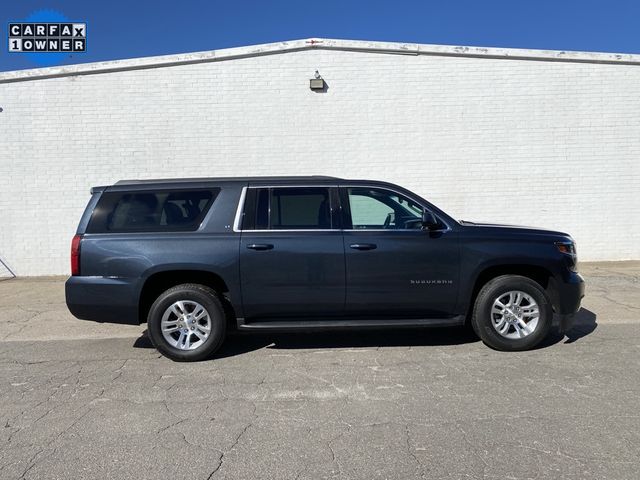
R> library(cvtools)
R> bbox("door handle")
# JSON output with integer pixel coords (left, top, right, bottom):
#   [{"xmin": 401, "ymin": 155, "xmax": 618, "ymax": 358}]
[
  {"xmin": 246, "ymin": 243, "xmax": 274, "ymax": 251},
  {"xmin": 350, "ymin": 243, "xmax": 377, "ymax": 251}
]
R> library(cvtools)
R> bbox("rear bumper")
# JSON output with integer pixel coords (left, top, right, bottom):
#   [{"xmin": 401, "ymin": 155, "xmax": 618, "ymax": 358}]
[{"xmin": 65, "ymin": 276, "xmax": 140, "ymax": 325}]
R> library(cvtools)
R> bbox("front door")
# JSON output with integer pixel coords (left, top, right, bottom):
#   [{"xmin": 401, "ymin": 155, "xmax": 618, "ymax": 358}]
[
  {"xmin": 341, "ymin": 186, "xmax": 459, "ymax": 318},
  {"xmin": 239, "ymin": 186, "xmax": 345, "ymax": 319}
]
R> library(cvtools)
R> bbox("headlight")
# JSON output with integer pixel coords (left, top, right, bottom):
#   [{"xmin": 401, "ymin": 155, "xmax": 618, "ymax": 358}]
[
  {"xmin": 555, "ymin": 241, "xmax": 578, "ymax": 272},
  {"xmin": 555, "ymin": 241, "xmax": 576, "ymax": 256}
]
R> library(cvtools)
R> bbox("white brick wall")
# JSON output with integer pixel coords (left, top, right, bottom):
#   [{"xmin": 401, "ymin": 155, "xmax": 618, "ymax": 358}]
[{"xmin": 1, "ymin": 39, "xmax": 639, "ymax": 275}]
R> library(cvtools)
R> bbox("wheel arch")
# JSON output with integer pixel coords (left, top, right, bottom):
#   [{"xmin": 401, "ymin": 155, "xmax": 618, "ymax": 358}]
[
  {"xmin": 466, "ymin": 264, "xmax": 555, "ymax": 321},
  {"xmin": 138, "ymin": 269, "xmax": 235, "ymax": 325}
]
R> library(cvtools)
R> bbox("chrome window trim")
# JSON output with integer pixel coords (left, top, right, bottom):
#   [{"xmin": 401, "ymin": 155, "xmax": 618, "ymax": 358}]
[
  {"xmin": 232, "ymin": 187, "xmax": 248, "ymax": 232},
  {"xmin": 343, "ymin": 228, "xmax": 450, "ymax": 232},
  {"xmin": 241, "ymin": 229, "xmax": 342, "ymax": 233}
]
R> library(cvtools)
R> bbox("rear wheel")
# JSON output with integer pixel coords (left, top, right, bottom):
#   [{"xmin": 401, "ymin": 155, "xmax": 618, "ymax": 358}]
[
  {"xmin": 147, "ymin": 284, "xmax": 226, "ymax": 361},
  {"xmin": 471, "ymin": 275, "xmax": 552, "ymax": 351}
]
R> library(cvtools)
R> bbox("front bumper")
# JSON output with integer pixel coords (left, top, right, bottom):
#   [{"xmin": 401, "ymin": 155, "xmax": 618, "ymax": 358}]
[
  {"xmin": 65, "ymin": 276, "xmax": 140, "ymax": 325},
  {"xmin": 549, "ymin": 271, "xmax": 585, "ymax": 332}
]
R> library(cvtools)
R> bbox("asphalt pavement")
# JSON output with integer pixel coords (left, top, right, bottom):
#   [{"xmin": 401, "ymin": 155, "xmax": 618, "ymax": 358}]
[{"xmin": 0, "ymin": 262, "xmax": 639, "ymax": 479}]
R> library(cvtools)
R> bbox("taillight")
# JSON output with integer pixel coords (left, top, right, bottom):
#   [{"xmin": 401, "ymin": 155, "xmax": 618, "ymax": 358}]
[{"xmin": 71, "ymin": 234, "xmax": 82, "ymax": 276}]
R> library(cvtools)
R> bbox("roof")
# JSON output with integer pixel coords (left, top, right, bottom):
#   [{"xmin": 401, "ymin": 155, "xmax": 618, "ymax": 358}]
[
  {"xmin": 114, "ymin": 176, "xmax": 340, "ymax": 186},
  {"xmin": 2, "ymin": 37, "xmax": 640, "ymax": 84},
  {"xmin": 104, "ymin": 176, "xmax": 344, "ymax": 191}
]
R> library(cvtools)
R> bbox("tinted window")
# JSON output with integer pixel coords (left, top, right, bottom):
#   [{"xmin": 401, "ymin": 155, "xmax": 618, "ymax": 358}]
[
  {"xmin": 87, "ymin": 189, "xmax": 218, "ymax": 233},
  {"xmin": 347, "ymin": 187, "xmax": 422, "ymax": 230},
  {"xmin": 241, "ymin": 187, "xmax": 332, "ymax": 230},
  {"xmin": 256, "ymin": 188, "xmax": 269, "ymax": 230}
]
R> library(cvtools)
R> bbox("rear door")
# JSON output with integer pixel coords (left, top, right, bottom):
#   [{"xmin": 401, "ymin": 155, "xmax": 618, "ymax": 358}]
[
  {"xmin": 341, "ymin": 185, "xmax": 459, "ymax": 318},
  {"xmin": 238, "ymin": 185, "xmax": 345, "ymax": 319}
]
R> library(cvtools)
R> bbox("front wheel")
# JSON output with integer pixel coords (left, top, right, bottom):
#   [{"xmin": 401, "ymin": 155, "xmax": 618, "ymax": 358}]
[
  {"xmin": 471, "ymin": 275, "xmax": 552, "ymax": 351},
  {"xmin": 147, "ymin": 284, "xmax": 226, "ymax": 361}
]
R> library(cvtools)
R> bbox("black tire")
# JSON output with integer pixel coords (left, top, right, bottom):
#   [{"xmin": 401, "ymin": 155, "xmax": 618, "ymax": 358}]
[
  {"xmin": 147, "ymin": 283, "xmax": 226, "ymax": 361},
  {"xmin": 471, "ymin": 275, "xmax": 552, "ymax": 351}
]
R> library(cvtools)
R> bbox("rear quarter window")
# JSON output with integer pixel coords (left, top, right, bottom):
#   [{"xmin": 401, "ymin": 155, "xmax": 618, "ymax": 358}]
[{"xmin": 86, "ymin": 189, "xmax": 219, "ymax": 233}]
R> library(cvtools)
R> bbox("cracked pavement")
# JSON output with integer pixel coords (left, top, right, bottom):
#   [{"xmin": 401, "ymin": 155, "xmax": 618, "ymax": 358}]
[{"xmin": 0, "ymin": 262, "xmax": 639, "ymax": 479}]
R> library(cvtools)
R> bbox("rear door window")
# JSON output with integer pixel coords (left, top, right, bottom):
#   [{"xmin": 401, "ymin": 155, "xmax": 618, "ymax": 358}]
[
  {"xmin": 241, "ymin": 187, "xmax": 333, "ymax": 230},
  {"xmin": 87, "ymin": 189, "xmax": 218, "ymax": 233}
]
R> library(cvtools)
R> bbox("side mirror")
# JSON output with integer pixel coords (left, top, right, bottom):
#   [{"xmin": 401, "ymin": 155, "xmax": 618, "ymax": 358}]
[{"xmin": 421, "ymin": 210, "xmax": 439, "ymax": 231}]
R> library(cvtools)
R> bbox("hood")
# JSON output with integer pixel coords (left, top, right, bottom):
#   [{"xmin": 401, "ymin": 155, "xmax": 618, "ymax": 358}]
[{"xmin": 459, "ymin": 220, "xmax": 571, "ymax": 239}]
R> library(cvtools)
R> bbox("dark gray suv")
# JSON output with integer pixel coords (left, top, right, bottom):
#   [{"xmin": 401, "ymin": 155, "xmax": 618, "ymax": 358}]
[{"xmin": 66, "ymin": 176, "xmax": 584, "ymax": 361}]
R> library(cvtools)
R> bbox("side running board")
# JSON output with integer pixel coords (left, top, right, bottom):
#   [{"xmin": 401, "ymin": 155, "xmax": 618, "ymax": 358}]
[{"xmin": 236, "ymin": 316, "xmax": 465, "ymax": 332}]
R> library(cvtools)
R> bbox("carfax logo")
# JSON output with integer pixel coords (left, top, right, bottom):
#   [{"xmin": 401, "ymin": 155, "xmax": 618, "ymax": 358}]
[
  {"xmin": 7, "ymin": 9, "xmax": 86, "ymax": 66},
  {"xmin": 8, "ymin": 22, "xmax": 86, "ymax": 52}
]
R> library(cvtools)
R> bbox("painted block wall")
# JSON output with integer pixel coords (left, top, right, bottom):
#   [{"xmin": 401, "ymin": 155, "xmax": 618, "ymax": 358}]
[{"xmin": 1, "ymin": 43, "xmax": 639, "ymax": 275}]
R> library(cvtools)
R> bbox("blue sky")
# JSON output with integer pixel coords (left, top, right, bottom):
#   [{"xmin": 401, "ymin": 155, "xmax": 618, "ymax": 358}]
[{"xmin": 2, "ymin": 0, "xmax": 640, "ymax": 71}]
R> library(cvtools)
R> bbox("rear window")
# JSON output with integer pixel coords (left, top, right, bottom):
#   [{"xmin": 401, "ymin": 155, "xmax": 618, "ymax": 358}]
[{"xmin": 86, "ymin": 189, "xmax": 219, "ymax": 233}]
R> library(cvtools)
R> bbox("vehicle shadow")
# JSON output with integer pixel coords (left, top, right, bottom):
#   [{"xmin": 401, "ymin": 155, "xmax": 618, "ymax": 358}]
[
  {"xmin": 133, "ymin": 326, "xmax": 480, "ymax": 358},
  {"xmin": 539, "ymin": 307, "xmax": 598, "ymax": 348},
  {"xmin": 133, "ymin": 308, "xmax": 598, "ymax": 359},
  {"xmin": 219, "ymin": 326, "xmax": 480, "ymax": 359}
]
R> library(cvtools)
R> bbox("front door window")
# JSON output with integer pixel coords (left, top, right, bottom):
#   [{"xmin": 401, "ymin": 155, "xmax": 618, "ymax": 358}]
[{"xmin": 347, "ymin": 187, "xmax": 423, "ymax": 230}]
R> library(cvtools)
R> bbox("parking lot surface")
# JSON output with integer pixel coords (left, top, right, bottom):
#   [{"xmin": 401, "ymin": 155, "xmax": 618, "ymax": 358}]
[{"xmin": 1, "ymin": 262, "xmax": 639, "ymax": 479}]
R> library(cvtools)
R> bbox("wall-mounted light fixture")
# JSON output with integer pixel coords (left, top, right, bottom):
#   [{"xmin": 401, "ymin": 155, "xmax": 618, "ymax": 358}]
[{"xmin": 309, "ymin": 70, "xmax": 325, "ymax": 90}]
